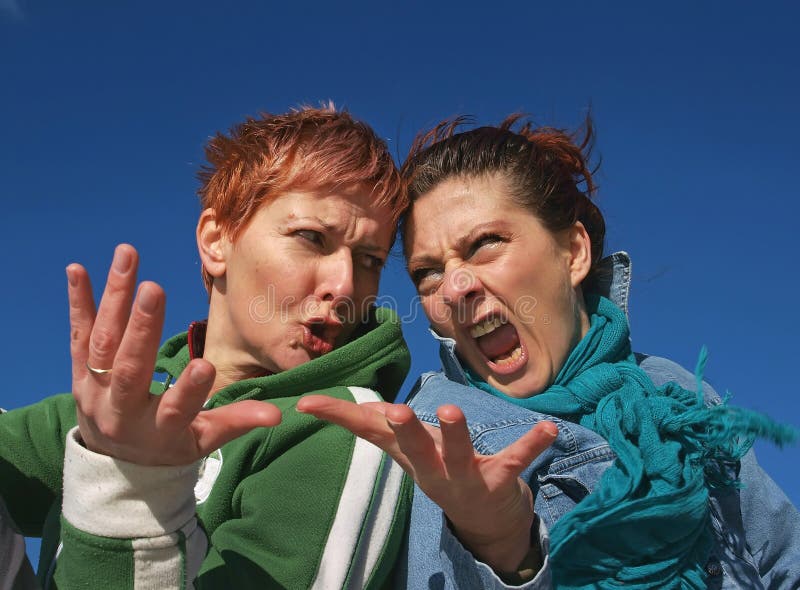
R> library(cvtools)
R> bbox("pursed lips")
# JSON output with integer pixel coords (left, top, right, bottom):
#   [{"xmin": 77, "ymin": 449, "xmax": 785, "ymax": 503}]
[{"xmin": 302, "ymin": 316, "xmax": 344, "ymax": 356}]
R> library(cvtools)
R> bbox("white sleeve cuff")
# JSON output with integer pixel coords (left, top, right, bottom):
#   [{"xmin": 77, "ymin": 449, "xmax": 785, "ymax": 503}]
[{"xmin": 62, "ymin": 426, "xmax": 201, "ymax": 538}]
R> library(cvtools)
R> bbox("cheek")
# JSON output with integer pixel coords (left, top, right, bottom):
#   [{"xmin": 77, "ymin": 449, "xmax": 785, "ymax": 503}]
[
  {"xmin": 421, "ymin": 296, "xmax": 455, "ymax": 336},
  {"xmin": 354, "ymin": 271, "xmax": 381, "ymax": 297}
]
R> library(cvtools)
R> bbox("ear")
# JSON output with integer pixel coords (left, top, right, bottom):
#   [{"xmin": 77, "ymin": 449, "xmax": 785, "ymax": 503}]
[
  {"xmin": 197, "ymin": 208, "xmax": 228, "ymax": 280},
  {"xmin": 567, "ymin": 221, "xmax": 592, "ymax": 288}
]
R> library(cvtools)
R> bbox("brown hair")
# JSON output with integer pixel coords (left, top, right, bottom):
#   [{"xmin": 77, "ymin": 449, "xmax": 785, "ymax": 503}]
[
  {"xmin": 401, "ymin": 114, "xmax": 605, "ymax": 286},
  {"xmin": 198, "ymin": 104, "xmax": 406, "ymax": 291}
]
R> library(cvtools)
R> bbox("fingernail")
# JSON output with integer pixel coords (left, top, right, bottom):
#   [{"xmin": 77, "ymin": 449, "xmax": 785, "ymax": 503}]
[
  {"xmin": 112, "ymin": 246, "xmax": 131, "ymax": 274},
  {"xmin": 137, "ymin": 285, "xmax": 158, "ymax": 313},
  {"xmin": 66, "ymin": 266, "xmax": 77, "ymax": 287}
]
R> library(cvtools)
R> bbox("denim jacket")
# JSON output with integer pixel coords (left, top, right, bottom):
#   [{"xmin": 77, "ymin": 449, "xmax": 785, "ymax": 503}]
[{"xmin": 397, "ymin": 252, "xmax": 800, "ymax": 589}]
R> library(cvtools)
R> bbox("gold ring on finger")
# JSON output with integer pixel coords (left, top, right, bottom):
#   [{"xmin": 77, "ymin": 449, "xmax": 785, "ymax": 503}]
[{"xmin": 86, "ymin": 361, "xmax": 113, "ymax": 375}]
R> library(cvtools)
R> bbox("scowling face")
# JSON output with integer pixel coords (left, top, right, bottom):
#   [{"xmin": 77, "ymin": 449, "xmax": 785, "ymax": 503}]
[
  {"xmin": 405, "ymin": 173, "xmax": 591, "ymax": 398},
  {"xmin": 199, "ymin": 189, "xmax": 395, "ymax": 381}
]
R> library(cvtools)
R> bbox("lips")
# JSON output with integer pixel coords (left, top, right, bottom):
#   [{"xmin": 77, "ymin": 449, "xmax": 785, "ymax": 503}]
[{"xmin": 302, "ymin": 318, "xmax": 342, "ymax": 356}]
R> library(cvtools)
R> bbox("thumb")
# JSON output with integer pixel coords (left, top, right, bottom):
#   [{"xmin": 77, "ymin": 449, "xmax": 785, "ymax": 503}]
[{"xmin": 191, "ymin": 401, "xmax": 282, "ymax": 455}]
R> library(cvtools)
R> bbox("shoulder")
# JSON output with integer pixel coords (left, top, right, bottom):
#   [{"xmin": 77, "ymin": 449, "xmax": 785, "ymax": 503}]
[
  {"xmin": 635, "ymin": 352, "xmax": 723, "ymax": 406},
  {"xmin": 0, "ymin": 392, "xmax": 77, "ymax": 426}
]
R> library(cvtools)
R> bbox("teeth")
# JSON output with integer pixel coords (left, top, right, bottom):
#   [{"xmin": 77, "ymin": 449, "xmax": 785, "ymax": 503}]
[
  {"xmin": 469, "ymin": 316, "xmax": 505, "ymax": 338},
  {"xmin": 495, "ymin": 346, "xmax": 523, "ymax": 366}
]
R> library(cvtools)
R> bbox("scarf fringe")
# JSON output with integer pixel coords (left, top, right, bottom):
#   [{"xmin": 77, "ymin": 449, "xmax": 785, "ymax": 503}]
[{"xmin": 469, "ymin": 298, "xmax": 797, "ymax": 589}]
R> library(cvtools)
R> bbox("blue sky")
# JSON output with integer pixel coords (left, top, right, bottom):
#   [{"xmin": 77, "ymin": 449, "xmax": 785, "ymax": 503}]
[{"xmin": 3, "ymin": 0, "xmax": 798, "ymax": 567}]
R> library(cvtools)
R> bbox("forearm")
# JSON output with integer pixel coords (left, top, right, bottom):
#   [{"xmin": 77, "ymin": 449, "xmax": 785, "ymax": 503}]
[
  {"xmin": 738, "ymin": 448, "xmax": 800, "ymax": 589},
  {"xmin": 56, "ymin": 427, "xmax": 205, "ymax": 589}
]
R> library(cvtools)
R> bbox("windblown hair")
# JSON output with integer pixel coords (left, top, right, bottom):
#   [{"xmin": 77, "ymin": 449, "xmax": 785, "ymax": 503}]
[
  {"xmin": 198, "ymin": 104, "xmax": 406, "ymax": 291},
  {"xmin": 401, "ymin": 114, "xmax": 605, "ymax": 287}
]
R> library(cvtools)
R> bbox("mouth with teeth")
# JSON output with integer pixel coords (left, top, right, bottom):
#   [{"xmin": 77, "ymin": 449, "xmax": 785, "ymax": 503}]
[{"xmin": 468, "ymin": 315, "xmax": 527, "ymax": 375}]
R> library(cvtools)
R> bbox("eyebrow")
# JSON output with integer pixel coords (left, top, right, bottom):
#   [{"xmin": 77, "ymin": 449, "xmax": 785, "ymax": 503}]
[
  {"xmin": 291, "ymin": 216, "xmax": 389, "ymax": 256},
  {"xmin": 406, "ymin": 220, "xmax": 510, "ymax": 269},
  {"xmin": 291, "ymin": 216, "xmax": 336, "ymax": 231}
]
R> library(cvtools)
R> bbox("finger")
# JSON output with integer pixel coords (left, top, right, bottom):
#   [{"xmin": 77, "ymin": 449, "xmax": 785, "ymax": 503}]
[
  {"xmin": 495, "ymin": 420, "xmax": 558, "ymax": 477},
  {"xmin": 154, "ymin": 359, "xmax": 217, "ymax": 432},
  {"xmin": 385, "ymin": 404, "xmax": 445, "ymax": 480},
  {"xmin": 296, "ymin": 395, "xmax": 397, "ymax": 447},
  {"xmin": 87, "ymin": 244, "xmax": 138, "ymax": 374},
  {"xmin": 190, "ymin": 400, "xmax": 282, "ymax": 457},
  {"xmin": 110, "ymin": 281, "xmax": 166, "ymax": 412},
  {"xmin": 67, "ymin": 264, "xmax": 96, "ymax": 381},
  {"xmin": 436, "ymin": 405, "xmax": 475, "ymax": 476}
]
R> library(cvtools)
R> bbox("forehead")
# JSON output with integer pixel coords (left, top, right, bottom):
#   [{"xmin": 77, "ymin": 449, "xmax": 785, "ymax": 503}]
[
  {"xmin": 405, "ymin": 175, "xmax": 518, "ymax": 250},
  {"xmin": 264, "ymin": 189, "xmax": 395, "ymax": 243}
]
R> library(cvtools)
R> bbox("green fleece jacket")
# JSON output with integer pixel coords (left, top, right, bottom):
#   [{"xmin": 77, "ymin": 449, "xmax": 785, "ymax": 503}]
[{"xmin": 0, "ymin": 306, "xmax": 412, "ymax": 590}]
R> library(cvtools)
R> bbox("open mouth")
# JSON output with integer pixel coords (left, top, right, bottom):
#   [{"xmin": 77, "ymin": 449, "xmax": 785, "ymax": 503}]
[
  {"xmin": 302, "ymin": 319, "xmax": 342, "ymax": 356},
  {"xmin": 469, "ymin": 315, "xmax": 527, "ymax": 374}
]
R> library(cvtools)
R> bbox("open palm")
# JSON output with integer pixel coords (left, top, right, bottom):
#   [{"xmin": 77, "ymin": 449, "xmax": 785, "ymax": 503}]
[
  {"xmin": 67, "ymin": 244, "xmax": 282, "ymax": 466},
  {"xmin": 297, "ymin": 395, "xmax": 557, "ymax": 571}
]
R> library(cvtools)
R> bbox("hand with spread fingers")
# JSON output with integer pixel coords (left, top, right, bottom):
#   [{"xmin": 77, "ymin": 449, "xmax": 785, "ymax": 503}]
[
  {"xmin": 2, "ymin": 108, "xmax": 414, "ymax": 590},
  {"xmin": 296, "ymin": 395, "xmax": 557, "ymax": 573},
  {"xmin": 66, "ymin": 244, "xmax": 282, "ymax": 466}
]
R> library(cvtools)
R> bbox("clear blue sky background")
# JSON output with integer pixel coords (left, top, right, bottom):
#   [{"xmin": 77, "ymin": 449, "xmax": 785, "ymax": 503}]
[{"xmin": 2, "ymin": 0, "xmax": 798, "ymax": 569}]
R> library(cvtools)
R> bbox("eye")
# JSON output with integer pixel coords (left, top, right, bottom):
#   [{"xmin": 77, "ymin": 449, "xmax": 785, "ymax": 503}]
[
  {"xmin": 410, "ymin": 267, "xmax": 444, "ymax": 294},
  {"xmin": 359, "ymin": 254, "xmax": 385, "ymax": 272},
  {"xmin": 295, "ymin": 229, "xmax": 325, "ymax": 247},
  {"xmin": 467, "ymin": 233, "xmax": 504, "ymax": 258}
]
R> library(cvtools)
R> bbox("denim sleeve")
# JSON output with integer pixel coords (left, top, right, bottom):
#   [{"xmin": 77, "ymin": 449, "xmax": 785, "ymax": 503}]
[
  {"xmin": 638, "ymin": 353, "xmax": 800, "ymax": 588},
  {"xmin": 738, "ymin": 449, "xmax": 800, "ymax": 589},
  {"xmin": 438, "ymin": 511, "xmax": 553, "ymax": 589}
]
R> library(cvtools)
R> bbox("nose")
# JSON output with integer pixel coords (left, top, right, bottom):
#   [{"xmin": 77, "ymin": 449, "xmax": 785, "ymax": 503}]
[
  {"xmin": 316, "ymin": 249, "xmax": 355, "ymax": 310},
  {"xmin": 440, "ymin": 263, "xmax": 483, "ymax": 308}
]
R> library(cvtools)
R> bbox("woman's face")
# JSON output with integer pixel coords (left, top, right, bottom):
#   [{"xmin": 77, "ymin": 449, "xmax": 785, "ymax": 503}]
[
  {"xmin": 405, "ymin": 174, "xmax": 591, "ymax": 398},
  {"xmin": 202, "ymin": 189, "xmax": 395, "ymax": 376}
]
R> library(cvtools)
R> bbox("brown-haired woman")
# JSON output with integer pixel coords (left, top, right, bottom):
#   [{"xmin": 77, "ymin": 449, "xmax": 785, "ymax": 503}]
[{"xmin": 299, "ymin": 115, "xmax": 799, "ymax": 589}]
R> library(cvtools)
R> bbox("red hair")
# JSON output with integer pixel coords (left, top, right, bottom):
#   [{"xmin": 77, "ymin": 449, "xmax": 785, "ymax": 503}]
[{"xmin": 198, "ymin": 104, "xmax": 405, "ymax": 291}]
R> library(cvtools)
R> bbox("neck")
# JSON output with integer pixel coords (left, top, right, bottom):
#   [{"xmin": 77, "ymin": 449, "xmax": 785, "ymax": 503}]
[
  {"xmin": 201, "ymin": 290, "xmax": 273, "ymax": 397},
  {"xmin": 573, "ymin": 288, "xmax": 591, "ymax": 347}
]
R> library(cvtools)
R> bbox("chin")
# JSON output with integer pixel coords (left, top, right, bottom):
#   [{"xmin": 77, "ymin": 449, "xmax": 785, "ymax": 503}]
[{"xmin": 488, "ymin": 373, "xmax": 547, "ymax": 399}]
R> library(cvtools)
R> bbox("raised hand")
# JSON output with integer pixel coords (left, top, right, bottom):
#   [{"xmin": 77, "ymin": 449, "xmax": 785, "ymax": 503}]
[
  {"xmin": 66, "ymin": 244, "xmax": 281, "ymax": 466},
  {"xmin": 296, "ymin": 395, "xmax": 557, "ymax": 572}
]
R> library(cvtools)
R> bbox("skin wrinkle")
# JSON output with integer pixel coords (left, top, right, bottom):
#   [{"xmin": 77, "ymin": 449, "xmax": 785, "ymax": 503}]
[
  {"xmin": 407, "ymin": 173, "xmax": 592, "ymax": 399},
  {"xmin": 200, "ymin": 189, "xmax": 394, "ymax": 393}
]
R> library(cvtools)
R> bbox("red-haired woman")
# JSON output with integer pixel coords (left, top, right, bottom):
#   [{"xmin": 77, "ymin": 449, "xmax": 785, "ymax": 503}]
[
  {"xmin": 0, "ymin": 106, "xmax": 412, "ymax": 589},
  {"xmin": 299, "ymin": 116, "xmax": 799, "ymax": 589}
]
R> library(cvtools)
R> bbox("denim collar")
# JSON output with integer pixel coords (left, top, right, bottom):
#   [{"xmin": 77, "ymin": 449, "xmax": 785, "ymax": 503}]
[{"xmin": 431, "ymin": 251, "xmax": 633, "ymax": 385}]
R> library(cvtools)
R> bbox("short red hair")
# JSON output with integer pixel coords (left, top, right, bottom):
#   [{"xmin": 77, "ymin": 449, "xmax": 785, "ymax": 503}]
[{"xmin": 197, "ymin": 104, "xmax": 406, "ymax": 291}]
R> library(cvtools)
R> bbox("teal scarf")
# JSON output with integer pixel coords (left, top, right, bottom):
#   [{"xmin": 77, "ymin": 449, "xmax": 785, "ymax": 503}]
[{"xmin": 465, "ymin": 295, "xmax": 795, "ymax": 589}]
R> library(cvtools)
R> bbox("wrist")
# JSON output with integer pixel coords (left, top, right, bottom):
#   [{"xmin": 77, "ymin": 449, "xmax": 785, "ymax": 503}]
[
  {"xmin": 495, "ymin": 515, "xmax": 544, "ymax": 584},
  {"xmin": 448, "ymin": 512, "xmax": 536, "ymax": 573}
]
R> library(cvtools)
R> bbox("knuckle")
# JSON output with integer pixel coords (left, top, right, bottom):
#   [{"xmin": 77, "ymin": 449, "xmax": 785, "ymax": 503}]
[
  {"xmin": 111, "ymin": 361, "xmax": 143, "ymax": 392},
  {"xmin": 159, "ymin": 404, "xmax": 189, "ymax": 424},
  {"xmin": 104, "ymin": 276, "xmax": 130, "ymax": 297},
  {"xmin": 89, "ymin": 328, "xmax": 119, "ymax": 359},
  {"xmin": 73, "ymin": 394, "xmax": 92, "ymax": 416},
  {"xmin": 95, "ymin": 419, "xmax": 124, "ymax": 442},
  {"xmin": 70, "ymin": 327, "xmax": 84, "ymax": 344}
]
